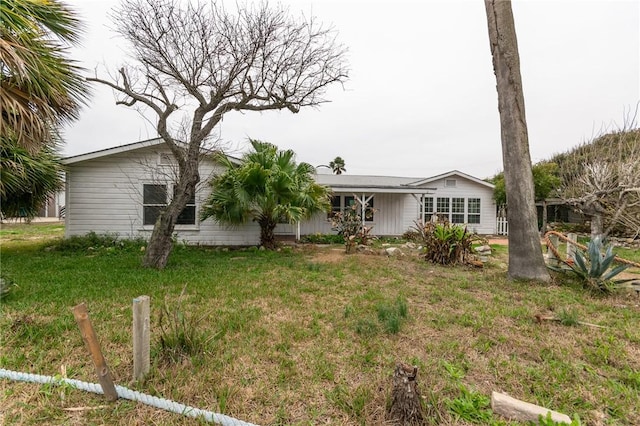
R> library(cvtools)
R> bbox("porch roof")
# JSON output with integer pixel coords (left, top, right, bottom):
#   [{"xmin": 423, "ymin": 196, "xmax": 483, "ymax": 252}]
[{"xmin": 314, "ymin": 174, "xmax": 436, "ymax": 194}]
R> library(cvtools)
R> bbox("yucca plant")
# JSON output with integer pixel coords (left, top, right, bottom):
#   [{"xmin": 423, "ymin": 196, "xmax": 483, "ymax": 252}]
[{"xmin": 560, "ymin": 236, "xmax": 631, "ymax": 293}]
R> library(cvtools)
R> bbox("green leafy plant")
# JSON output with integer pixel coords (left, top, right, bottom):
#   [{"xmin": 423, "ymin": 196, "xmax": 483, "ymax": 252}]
[
  {"xmin": 413, "ymin": 220, "xmax": 484, "ymax": 265},
  {"xmin": 446, "ymin": 384, "xmax": 492, "ymax": 423},
  {"xmin": 157, "ymin": 286, "xmax": 216, "ymax": 363},
  {"xmin": 536, "ymin": 411, "xmax": 582, "ymax": 426},
  {"xmin": 300, "ymin": 233, "xmax": 345, "ymax": 244},
  {"xmin": 552, "ymin": 236, "xmax": 631, "ymax": 293},
  {"xmin": 330, "ymin": 204, "xmax": 376, "ymax": 253}
]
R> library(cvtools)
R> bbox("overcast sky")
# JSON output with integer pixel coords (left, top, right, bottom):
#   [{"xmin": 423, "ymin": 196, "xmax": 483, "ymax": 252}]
[{"xmin": 63, "ymin": 0, "xmax": 639, "ymax": 179}]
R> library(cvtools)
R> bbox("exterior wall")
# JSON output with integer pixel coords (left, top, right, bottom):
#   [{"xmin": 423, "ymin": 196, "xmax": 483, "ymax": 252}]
[
  {"xmin": 65, "ymin": 146, "xmax": 260, "ymax": 245},
  {"xmin": 416, "ymin": 177, "xmax": 497, "ymax": 234},
  {"xmin": 297, "ymin": 192, "xmax": 414, "ymax": 237},
  {"xmin": 66, "ymin": 147, "xmax": 497, "ymax": 243}
]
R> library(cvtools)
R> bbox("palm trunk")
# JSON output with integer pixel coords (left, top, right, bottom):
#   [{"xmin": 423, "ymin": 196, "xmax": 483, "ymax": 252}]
[
  {"xmin": 485, "ymin": 0, "xmax": 549, "ymax": 281},
  {"xmin": 258, "ymin": 216, "xmax": 278, "ymax": 249}
]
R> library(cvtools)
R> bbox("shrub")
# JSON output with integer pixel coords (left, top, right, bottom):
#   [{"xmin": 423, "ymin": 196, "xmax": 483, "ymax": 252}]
[
  {"xmin": 413, "ymin": 220, "xmax": 484, "ymax": 265},
  {"xmin": 300, "ymin": 233, "xmax": 344, "ymax": 244},
  {"xmin": 50, "ymin": 232, "xmax": 146, "ymax": 253},
  {"xmin": 330, "ymin": 205, "xmax": 376, "ymax": 253}
]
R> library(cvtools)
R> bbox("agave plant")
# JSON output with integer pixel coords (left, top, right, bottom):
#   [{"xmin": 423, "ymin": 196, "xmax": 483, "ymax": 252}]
[{"xmin": 563, "ymin": 236, "xmax": 631, "ymax": 293}]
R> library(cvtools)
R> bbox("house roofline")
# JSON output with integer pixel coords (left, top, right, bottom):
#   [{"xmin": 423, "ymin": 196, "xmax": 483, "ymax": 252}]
[
  {"xmin": 62, "ymin": 138, "xmax": 241, "ymax": 165},
  {"xmin": 62, "ymin": 137, "xmax": 165, "ymax": 164},
  {"xmin": 408, "ymin": 170, "xmax": 495, "ymax": 189},
  {"xmin": 328, "ymin": 184, "xmax": 436, "ymax": 194}
]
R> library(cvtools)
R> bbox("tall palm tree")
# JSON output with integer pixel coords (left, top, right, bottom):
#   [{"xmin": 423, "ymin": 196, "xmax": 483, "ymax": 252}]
[
  {"xmin": 1, "ymin": 0, "xmax": 87, "ymax": 152},
  {"xmin": 329, "ymin": 156, "xmax": 346, "ymax": 174},
  {"xmin": 201, "ymin": 140, "xmax": 331, "ymax": 249}
]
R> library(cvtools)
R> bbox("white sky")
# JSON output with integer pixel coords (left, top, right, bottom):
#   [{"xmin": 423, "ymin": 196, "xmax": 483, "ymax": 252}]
[{"xmin": 63, "ymin": 0, "xmax": 640, "ymax": 179}]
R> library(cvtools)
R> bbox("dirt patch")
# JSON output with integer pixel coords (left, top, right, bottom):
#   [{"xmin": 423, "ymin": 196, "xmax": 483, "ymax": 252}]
[{"xmin": 310, "ymin": 248, "xmax": 345, "ymax": 263}]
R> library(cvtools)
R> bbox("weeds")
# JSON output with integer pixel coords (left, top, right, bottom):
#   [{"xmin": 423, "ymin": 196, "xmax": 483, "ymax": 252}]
[
  {"xmin": 0, "ymin": 274, "xmax": 17, "ymax": 300},
  {"xmin": 446, "ymin": 384, "xmax": 492, "ymax": 423},
  {"xmin": 157, "ymin": 286, "xmax": 216, "ymax": 364}
]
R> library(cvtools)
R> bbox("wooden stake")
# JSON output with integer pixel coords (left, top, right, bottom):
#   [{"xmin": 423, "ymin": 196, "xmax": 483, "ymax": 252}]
[
  {"xmin": 133, "ymin": 295, "xmax": 150, "ymax": 381},
  {"xmin": 72, "ymin": 303, "xmax": 118, "ymax": 401}
]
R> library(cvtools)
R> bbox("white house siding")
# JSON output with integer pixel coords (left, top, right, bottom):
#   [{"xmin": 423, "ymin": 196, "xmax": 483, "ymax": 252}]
[
  {"xmin": 298, "ymin": 193, "xmax": 416, "ymax": 237},
  {"xmin": 414, "ymin": 177, "xmax": 496, "ymax": 234},
  {"xmin": 65, "ymin": 145, "xmax": 260, "ymax": 245}
]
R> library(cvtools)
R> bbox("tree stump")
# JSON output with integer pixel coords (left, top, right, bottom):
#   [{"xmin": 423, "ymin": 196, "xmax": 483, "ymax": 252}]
[{"xmin": 387, "ymin": 363, "xmax": 424, "ymax": 425}]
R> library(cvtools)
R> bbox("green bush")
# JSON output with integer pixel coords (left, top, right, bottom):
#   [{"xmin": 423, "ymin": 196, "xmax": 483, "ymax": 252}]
[
  {"xmin": 413, "ymin": 220, "xmax": 484, "ymax": 265},
  {"xmin": 300, "ymin": 233, "xmax": 345, "ymax": 244},
  {"xmin": 50, "ymin": 231, "xmax": 147, "ymax": 253}
]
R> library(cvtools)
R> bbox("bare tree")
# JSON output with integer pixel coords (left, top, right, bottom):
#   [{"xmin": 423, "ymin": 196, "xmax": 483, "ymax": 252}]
[
  {"xmin": 558, "ymin": 127, "xmax": 640, "ymax": 239},
  {"xmin": 484, "ymin": 0, "xmax": 550, "ymax": 281},
  {"xmin": 88, "ymin": 0, "xmax": 348, "ymax": 269}
]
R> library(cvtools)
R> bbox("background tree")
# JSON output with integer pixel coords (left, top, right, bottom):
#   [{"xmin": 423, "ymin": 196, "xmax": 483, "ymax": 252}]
[
  {"xmin": 200, "ymin": 140, "xmax": 331, "ymax": 249},
  {"xmin": 491, "ymin": 161, "xmax": 561, "ymax": 233},
  {"xmin": 484, "ymin": 0, "xmax": 550, "ymax": 281},
  {"xmin": 329, "ymin": 156, "xmax": 346, "ymax": 174},
  {"xmin": 1, "ymin": 0, "xmax": 87, "ymax": 152},
  {"xmin": 552, "ymin": 127, "xmax": 640, "ymax": 239},
  {"xmin": 89, "ymin": 0, "xmax": 348, "ymax": 269}
]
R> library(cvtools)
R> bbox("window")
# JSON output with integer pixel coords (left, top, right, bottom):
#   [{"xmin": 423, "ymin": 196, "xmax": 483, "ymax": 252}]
[
  {"xmin": 451, "ymin": 197, "xmax": 465, "ymax": 224},
  {"xmin": 420, "ymin": 196, "xmax": 434, "ymax": 222},
  {"xmin": 468, "ymin": 198, "xmax": 481, "ymax": 224},
  {"xmin": 436, "ymin": 197, "xmax": 450, "ymax": 221},
  {"xmin": 143, "ymin": 184, "xmax": 167, "ymax": 225},
  {"xmin": 329, "ymin": 195, "xmax": 342, "ymax": 218},
  {"xmin": 143, "ymin": 184, "xmax": 196, "ymax": 226},
  {"xmin": 445, "ymin": 179, "xmax": 457, "ymax": 188},
  {"xmin": 364, "ymin": 197, "xmax": 374, "ymax": 221},
  {"xmin": 328, "ymin": 195, "xmax": 374, "ymax": 221},
  {"xmin": 175, "ymin": 188, "xmax": 196, "ymax": 225}
]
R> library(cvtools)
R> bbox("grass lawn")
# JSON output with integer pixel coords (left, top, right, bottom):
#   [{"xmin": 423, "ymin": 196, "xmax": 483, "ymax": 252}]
[{"xmin": 1, "ymin": 223, "xmax": 639, "ymax": 425}]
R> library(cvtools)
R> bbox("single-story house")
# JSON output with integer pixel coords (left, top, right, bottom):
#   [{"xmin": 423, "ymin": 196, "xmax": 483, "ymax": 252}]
[{"xmin": 62, "ymin": 138, "xmax": 497, "ymax": 244}]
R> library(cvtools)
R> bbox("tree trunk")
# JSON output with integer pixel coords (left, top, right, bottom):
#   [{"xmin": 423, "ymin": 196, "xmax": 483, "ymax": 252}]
[
  {"xmin": 142, "ymin": 157, "xmax": 200, "ymax": 269},
  {"xmin": 258, "ymin": 217, "xmax": 278, "ymax": 249},
  {"xmin": 590, "ymin": 212, "xmax": 603, "ymax": 241},
  {"xmin": 541, "ymin": 199, "xmax": 548, "ymax": 236},
  {"xmin": 484, "ymin": 0, "xmax": 550, "ymax": 282},
  {"xmin": 387, "ymin": 363, "xmax": 425, "ymax": 425}
]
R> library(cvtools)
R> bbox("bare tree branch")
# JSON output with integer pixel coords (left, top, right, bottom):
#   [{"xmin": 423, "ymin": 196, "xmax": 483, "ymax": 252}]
[{"xmin": 88, "ymin": 0, "xmax": 348, "ymax": 269}]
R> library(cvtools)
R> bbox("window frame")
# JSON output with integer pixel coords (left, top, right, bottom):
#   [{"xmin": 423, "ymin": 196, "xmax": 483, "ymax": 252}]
[
  {"xmin": 142, "ymin": 183, "xmax": 198, "ymax": 228},
  {"xmin": 467, "ymin": 198, "xmax": 481, "ymax": 224}
]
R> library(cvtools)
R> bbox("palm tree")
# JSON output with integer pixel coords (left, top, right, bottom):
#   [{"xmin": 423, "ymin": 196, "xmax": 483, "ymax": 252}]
[
  {"xmin": 1, "ymin": 0, "xmax": 87, "ymax": 152},
  {"xmin": 0, "ymin": 138, "xmax": 63, "ymax": 219},
  {"xmin": 201, "ymin": 140, "xmax": 331, "ymax": 249},
  {"xmin": 328, "ymin": 156, "xmax": 346, "ymax": 174}
]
